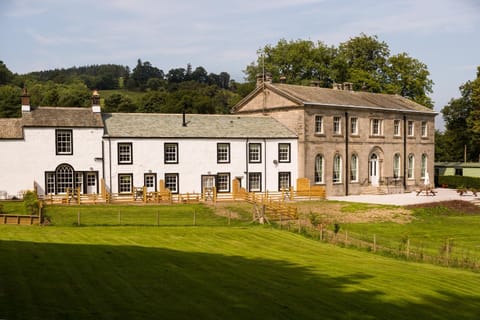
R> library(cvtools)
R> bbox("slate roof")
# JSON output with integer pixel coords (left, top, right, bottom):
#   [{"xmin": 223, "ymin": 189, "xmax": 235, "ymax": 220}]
[
  {"xmin": 0, "ymin": 106, "xmax": 103, "ymax": 139},
  {"xmin": 22, "ymin": 106, "xmax": 104, "ymax": 128},
  {"xmin": 102, "ymin": 113, "xmax": 297, "ymax": 139},
  {"xmin": 0, "ymin": 118, "xmax": 23, "ymax": 139},
  {"xmin": 234, "ymin": 83, "xmax": 437, "ymax": 114}
]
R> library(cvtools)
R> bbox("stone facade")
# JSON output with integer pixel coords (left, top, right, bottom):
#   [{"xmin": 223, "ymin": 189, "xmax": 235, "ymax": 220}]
[{"xmin": 233, "ymin": 81, "xmax": 436, "ymax": 196}]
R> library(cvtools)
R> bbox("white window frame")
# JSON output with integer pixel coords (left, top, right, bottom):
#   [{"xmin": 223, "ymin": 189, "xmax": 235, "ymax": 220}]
[
  {"xmin": 118, "ymin": 174, "xmax": 133, "ymax": 194},
  {"xmin": 407, "ymin": 121, "xmax": 414, "ymax": 137},
  {"xmin": 165, "ymin": 173, "xmax": 179, "ymax": 193},
  {"xmin": 394, "ymin": 120, "xmax": 401, "ymax": 137},
  {"xmin": 248, "ymin": 172, "xmax": 262, "ymax": 192},
  {"xmin": 370, "ymin": 119, "xmax": 383, "ymax": 136},
  {"xmin": 421, "ymin": 154, "xmax": 427, "ymax": 178},
  {"xmin": 216, "ymin": 173, "xmax": 230, "ymax": 193},
  {"xmin": 56, "ymin": 129, "xmax": 73, "ymax": 155},
  {"xmin": 421, "ymin": 121, "xmax": 428, "ymax": 137},
  {"xmin": 350, "ymin": 154, "xmax": 358, "ymax": 182},
  {"xmin": 118, "ymin": 143, "xmax": 133, "ymax": 164},
  {"xmin": 350, "ymin": 117, "xmax": 358, "ymax": 135},
  {"xmin": 333, "ymin": 116, "xmax": 342, "ymax": 135},
  {"xmin": 333, "ymin": 154, "xmax": 342, "ymax": 183},
  {"xmin": 315, "ymin": 115, "xmax": 324, "ymax": 134},
  {"xmin": 217, "ymin": 143, "xmax": 230, "ymax": 163},
  {"xmin": 407, "ymin": 154, "xmax": 415, "ymax": 179},
  {"xmin": 248, "ymin": 143, "xmax": 261, "ymax": 163},
  {"xmin": 164, "ymin": 143, "xmax": 178, "ymax": 164},
  {"xmin": 278, "ymin": 172, "xmax": 291, "ymax": 191},
  {"xmin": 278, "ymin": 143, "xmax": 290, "ymax": 163},
  {"xmin": 393, "ymin": 154, "xmax": 401, "ymax": 179},
  {"xmin": 314, "ymin": 155, "xmax": 324, "ymax": 184}
]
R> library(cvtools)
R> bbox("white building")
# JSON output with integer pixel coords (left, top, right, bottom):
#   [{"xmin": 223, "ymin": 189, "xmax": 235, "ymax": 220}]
[{"xmin": 0, "ymin": 91, "xmax": 298, "ymax": 199}]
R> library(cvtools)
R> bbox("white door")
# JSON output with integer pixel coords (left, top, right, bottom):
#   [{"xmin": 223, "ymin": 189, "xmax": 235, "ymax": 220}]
[
  {"xmin": 144, "ymin": 174, "xmax": 156, "ymax": 192},
  {"xmin": 369, "ymin": 154, "xmax": 379, "ymax": 186},
  {"xmin": 86, "ymin": 173, "xmax": 97, "ymax": 194}
]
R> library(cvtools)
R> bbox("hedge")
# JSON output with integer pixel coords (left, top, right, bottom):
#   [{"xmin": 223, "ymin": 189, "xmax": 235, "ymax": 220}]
[{"xmin": 437, "ymin": 175, "xmax": 480, "ymax": 189}]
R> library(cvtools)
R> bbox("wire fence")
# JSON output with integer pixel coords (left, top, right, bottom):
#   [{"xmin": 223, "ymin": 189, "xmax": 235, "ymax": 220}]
[{"xmin": 277, "ymin": 220, "xmax": 480, "ymax": 272}]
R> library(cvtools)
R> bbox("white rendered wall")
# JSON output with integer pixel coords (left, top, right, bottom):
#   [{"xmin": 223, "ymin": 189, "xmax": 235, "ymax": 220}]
[
  {"xmin": 0, "ymin": 127, "xmax": 104, "ymax": 198},
  {"xmin": 104, "ymin": 138, "xmax": 297, "ymax": 194}
]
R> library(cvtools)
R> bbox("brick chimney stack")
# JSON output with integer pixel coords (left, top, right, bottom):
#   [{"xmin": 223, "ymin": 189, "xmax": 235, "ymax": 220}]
[{"xmin": 21, "ymin": 87, "xmax": 30, "ymax": 112}]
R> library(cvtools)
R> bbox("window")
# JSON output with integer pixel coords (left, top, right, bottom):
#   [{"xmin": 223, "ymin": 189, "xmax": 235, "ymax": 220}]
[
  {"xmin": 217, "ymin": 143, "xmax": 230, "ymax": 163},
  {"xmin": 217, "ymin": 173, "xmax": 230, "ymax": 193},
  {"xmin": 350, "ymin": 154, "xmax": 358, "ymax": 182},
  {"xmin": 393, "ymin": 154, "xmax": 401, "ymax": 179},
  {"xmin": 56, "ymin": 164, "xmax": 74, "ymax": 194},
  {"xmin": 46, "ymin": 172, "xmax": 55, "ymax": 194},
  {"xmin": 421, "ymin": 121, "xmax": 428, "ymax": 137},
  {"xmin": 278, "ymin": 143, "xmax": 290, "ymax": 163},
  {"xmin": 350, "ymin": 117, "xmax": 358, "ymax": 135},
  {"xmin": 56, "ymin": 129, "xmax": 73, "ymax": 155},
  {"xmin": 165, "ymin": 173, "xmax": 179, "ymax": 193},
  {"xmin": 333, "ymin": 116, "xmax": 342, "ymax": 135},
  {"xmin": 371, "ymin": 119, "xmax": 382, "ymax": 136},
  {"xmin": 144, "ymin": 173, "xmax": 156, "ymax": 191},
  {"xmin": 248, "ymin": 172, "xmax": 262, "ymax": 192},
  {"xmin": 407, "ymin": 121, "xmax": 414, "ymax": 137},
  {"xmin": 164, "ymin": 143, "xmax": 178, "ymax": 164},
  {"xmin": 455, "ymin": 168, "xmax": 463, "ymax": 176},
  {"xmin": 333, "ymin": 154, "xmax": 342, "ymax": 183},
  {"xmin": 421, "ymin": 154, "xmax": 427, "ymax": 178},
  {"xmin": 75, "ymin": 172, "xmax": 84, "ymax": 194},
  {"xmin": 118, "ymin": 174, "xmax": 133, "ymax": 193},
  {"xmin": 315, "ymin": 115, "xmax": 324, "ymax": 134},
  {"xmin": 278, "ymin": 172, "xmax": 291, "ymax": 191},
  {"xmin": 118, "ymin": 143, "xmax": 132, "ymax": 164},
  {"xmin": 248, "ymin": 143, "xmax": 261, "ymax": 163},
  {"xmin": 407, "ymin": 154, "xmax": 415, "ymax": 179},
  {"xmin": 394, "ymin": 120, "xmax": 401, "ymax": 137},
  {"xmin": 314, "ymin": 155, "xmax": 324, "ymax": 184}
]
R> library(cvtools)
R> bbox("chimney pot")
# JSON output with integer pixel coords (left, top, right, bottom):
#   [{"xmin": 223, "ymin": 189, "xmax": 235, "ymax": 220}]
[
  {"xmin": 279, "ymin": 76, "xmax": 286, "ymax": 84},
  {"xmin": 91, "ymin": 90, "xmax": 101, "ymax": 113}
]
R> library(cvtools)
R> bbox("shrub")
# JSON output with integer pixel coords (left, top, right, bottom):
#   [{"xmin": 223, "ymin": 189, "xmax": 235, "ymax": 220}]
[
  {"xmin": 23, "ymin": 191, "xmax": 39, "ymax": 215},
  {"xmin": 437, "ymin": 176, "xmax": 480, "ymax": 189}
]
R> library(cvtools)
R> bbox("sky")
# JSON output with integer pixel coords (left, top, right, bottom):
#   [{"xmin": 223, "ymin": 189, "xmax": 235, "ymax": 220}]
[{"xmin": 1, "ymin": 0, "xmax": 479, "ymax": 130}]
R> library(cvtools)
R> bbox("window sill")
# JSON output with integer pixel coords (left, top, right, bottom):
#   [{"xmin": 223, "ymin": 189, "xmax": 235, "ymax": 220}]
[{"xmin": 369, "ymin": 135, "xmax": 385, "ymax": 138}]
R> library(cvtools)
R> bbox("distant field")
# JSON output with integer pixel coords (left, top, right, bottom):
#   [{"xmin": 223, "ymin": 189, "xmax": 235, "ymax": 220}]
[{"xmin": 1, "ymin": 203, "xmax": 480, "ymax": 319}]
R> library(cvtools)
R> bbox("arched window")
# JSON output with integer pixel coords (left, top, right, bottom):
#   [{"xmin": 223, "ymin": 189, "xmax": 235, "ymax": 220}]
[
  {"xmin": 421, "ymin": 154, "xmax": 428, "ymax": 178},
  {"xmin": 314, "ymin": 154, "xmax": 324, "ymax": 184},
  {"xmin": 407, "ymin": 154, "xmax": 415, "ymax": 179},
  {"xmin": 350, "ymin": 154, "xmax": 358, "ymax": 182},
  {"xmin": 333, "ymin": 154, "xmax": 342, "ymax": 183},
  {"xmin": 393, "ymin": 154, "xmax": 401, "ymax": 179},
  {"xmin": 56, "ymin": 164, "xmax": 74, "ymax": 194}
]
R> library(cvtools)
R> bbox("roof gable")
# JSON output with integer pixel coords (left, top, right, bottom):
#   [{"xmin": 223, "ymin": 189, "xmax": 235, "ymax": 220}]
[{"xmin": 232, "ymin": 85, "xmax": 302, "ymax": 113}]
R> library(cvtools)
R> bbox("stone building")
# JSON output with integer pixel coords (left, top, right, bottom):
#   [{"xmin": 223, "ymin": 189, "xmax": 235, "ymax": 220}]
[{"xmin": 232, "ymin": 78, "xmax": 437, "ymax": 196}]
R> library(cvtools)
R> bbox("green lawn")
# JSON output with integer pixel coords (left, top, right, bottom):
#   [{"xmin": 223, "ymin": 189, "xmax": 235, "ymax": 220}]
[
  {"xmin": 341, "ymin": 205, "xmax": 480, "ymax": 261},
  {"xmin": 1, "ymin": 206, "xmax": 480, "ymax": 319}
]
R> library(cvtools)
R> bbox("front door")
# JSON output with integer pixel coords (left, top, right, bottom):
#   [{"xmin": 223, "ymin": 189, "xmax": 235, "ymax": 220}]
[
  {"xmin": 86, "ymin": 173, "xmax": 97, "ymax": 194},
  {"xmin": 202, "ymin": 175, "xmax": 216, "ymax": 200},
  {"xmin": 144, "ymin": 173, "xmax": 157, "ymax": 192},
  {"xmin": 369, "ymin": 154, "xmax": 379, "ymax": 186}
]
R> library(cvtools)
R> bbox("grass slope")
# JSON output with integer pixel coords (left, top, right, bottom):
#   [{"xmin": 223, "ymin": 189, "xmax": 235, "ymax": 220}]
[{"xmin": 1, "ymin": 222, "xmax": 480, "ymax": 320}]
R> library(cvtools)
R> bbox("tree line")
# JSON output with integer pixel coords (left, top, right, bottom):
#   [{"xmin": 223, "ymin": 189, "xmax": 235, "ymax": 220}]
[{"xmin": 4, "ymin": 33, "xmax": 478, "ymax": 163}]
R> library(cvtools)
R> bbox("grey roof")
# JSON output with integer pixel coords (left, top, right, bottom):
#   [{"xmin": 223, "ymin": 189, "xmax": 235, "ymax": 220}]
[
  {"xmin": 102, "ymin": 113, "xmax": 297, "ymax": 139},
  {"xmin": 22, "ymin": 106, "xmax": 104, "ymax": 128},
  {"xmin": 0, "ymin": 118, "xmax": 23, "ymax": 139},
  {"xmin": 234, "ymin": 82, "xmax": 437, "ymax": 115}
]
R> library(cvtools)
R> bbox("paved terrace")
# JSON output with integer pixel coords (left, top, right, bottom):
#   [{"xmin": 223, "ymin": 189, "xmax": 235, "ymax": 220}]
[{"xmin": 327, "ymin": 188, "xmax": 479, "ymax": 206}]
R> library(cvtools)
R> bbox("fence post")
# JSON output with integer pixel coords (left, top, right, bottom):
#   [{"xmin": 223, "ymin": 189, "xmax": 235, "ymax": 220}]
[
  {"xmin": 77, "ymin": 210, "xmax": 81, "ymax": 226},
  {"xmin": 406, "ymin": 238, "xmax": 410, "ymax": 259},
  {"xmin": 373, "ymin": 234, "xmax": 376, "ymax": 252},
  {"xmin": 228, "ymin": 210, "xmax": 231, "ymax": 225},
  {"xmin": 445, "ymin": 238, "xmax": 450, "ymax": 266},
  {"xmin": 118, "ymin": 210, "xmax": 121, "ymax": 225},
  {"xmin": 156, "ymin": 211, "xmax": 160, "ymax": 226},
  {"xmin": 345, "ymin": 230, "xmax": 348, "ymax": 246},
  {"xmin": 193, "ymin": 210, "xmax": 196, "ymax": 226},
  {"xmin": 320, "ymin": 225, "xmax": 323, "ymax": 241}
]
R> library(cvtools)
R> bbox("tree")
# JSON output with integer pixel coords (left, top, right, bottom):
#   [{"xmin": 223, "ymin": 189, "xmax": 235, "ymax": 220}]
[
  {"xmin": 131, "ymin": 59, "xmax": 164, "ymax": 90},
  {"xmin": 104, "ymin": 93, "xmax": 137, "ymax": 113},
  {"xmin": 386, "ymin": 53, "xmax": 433, "ymax": 107},
  {"xmin": 440, "ymin": 67, "xmax": 480, "ymax": 161},
  {"xmin": 0, "ymin": 61, "xmax": 14, "ymax": 85},
  {"xmin": 0, "ymin": 85, "xmax": 21, "ymax": 118},
  {"xmin": 243, "ymin": 34, "xmax": 433, "ymax": 108}
]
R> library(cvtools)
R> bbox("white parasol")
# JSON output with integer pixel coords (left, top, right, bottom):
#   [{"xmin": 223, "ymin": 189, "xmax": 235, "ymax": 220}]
[{"xmin": 424, "ymin": 171, "xmax": 430, "ymax": 187}]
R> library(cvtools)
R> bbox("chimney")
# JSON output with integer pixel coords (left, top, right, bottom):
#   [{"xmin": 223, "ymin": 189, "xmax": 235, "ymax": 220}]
[
  {"xmin": 332, "ymin": 83, "xmax": 343, "ymax": 90},
  {"xmin": 91, "ymin": 90, "xmax": 101, "ymax": 113},
  {"xmin": 343, "ymin": 82, "xmax": 353, "ymax": 91},
  {"xmin": 21, "ymin": 87, "xmax": 30, "ymax": 112},
  {"xmin": 256, "ymin": 72, "xmax": 273, "ymax": 87},
  {"xmin": 279, "ymin": 76, "xmax": 286, "ymax": 84}
]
